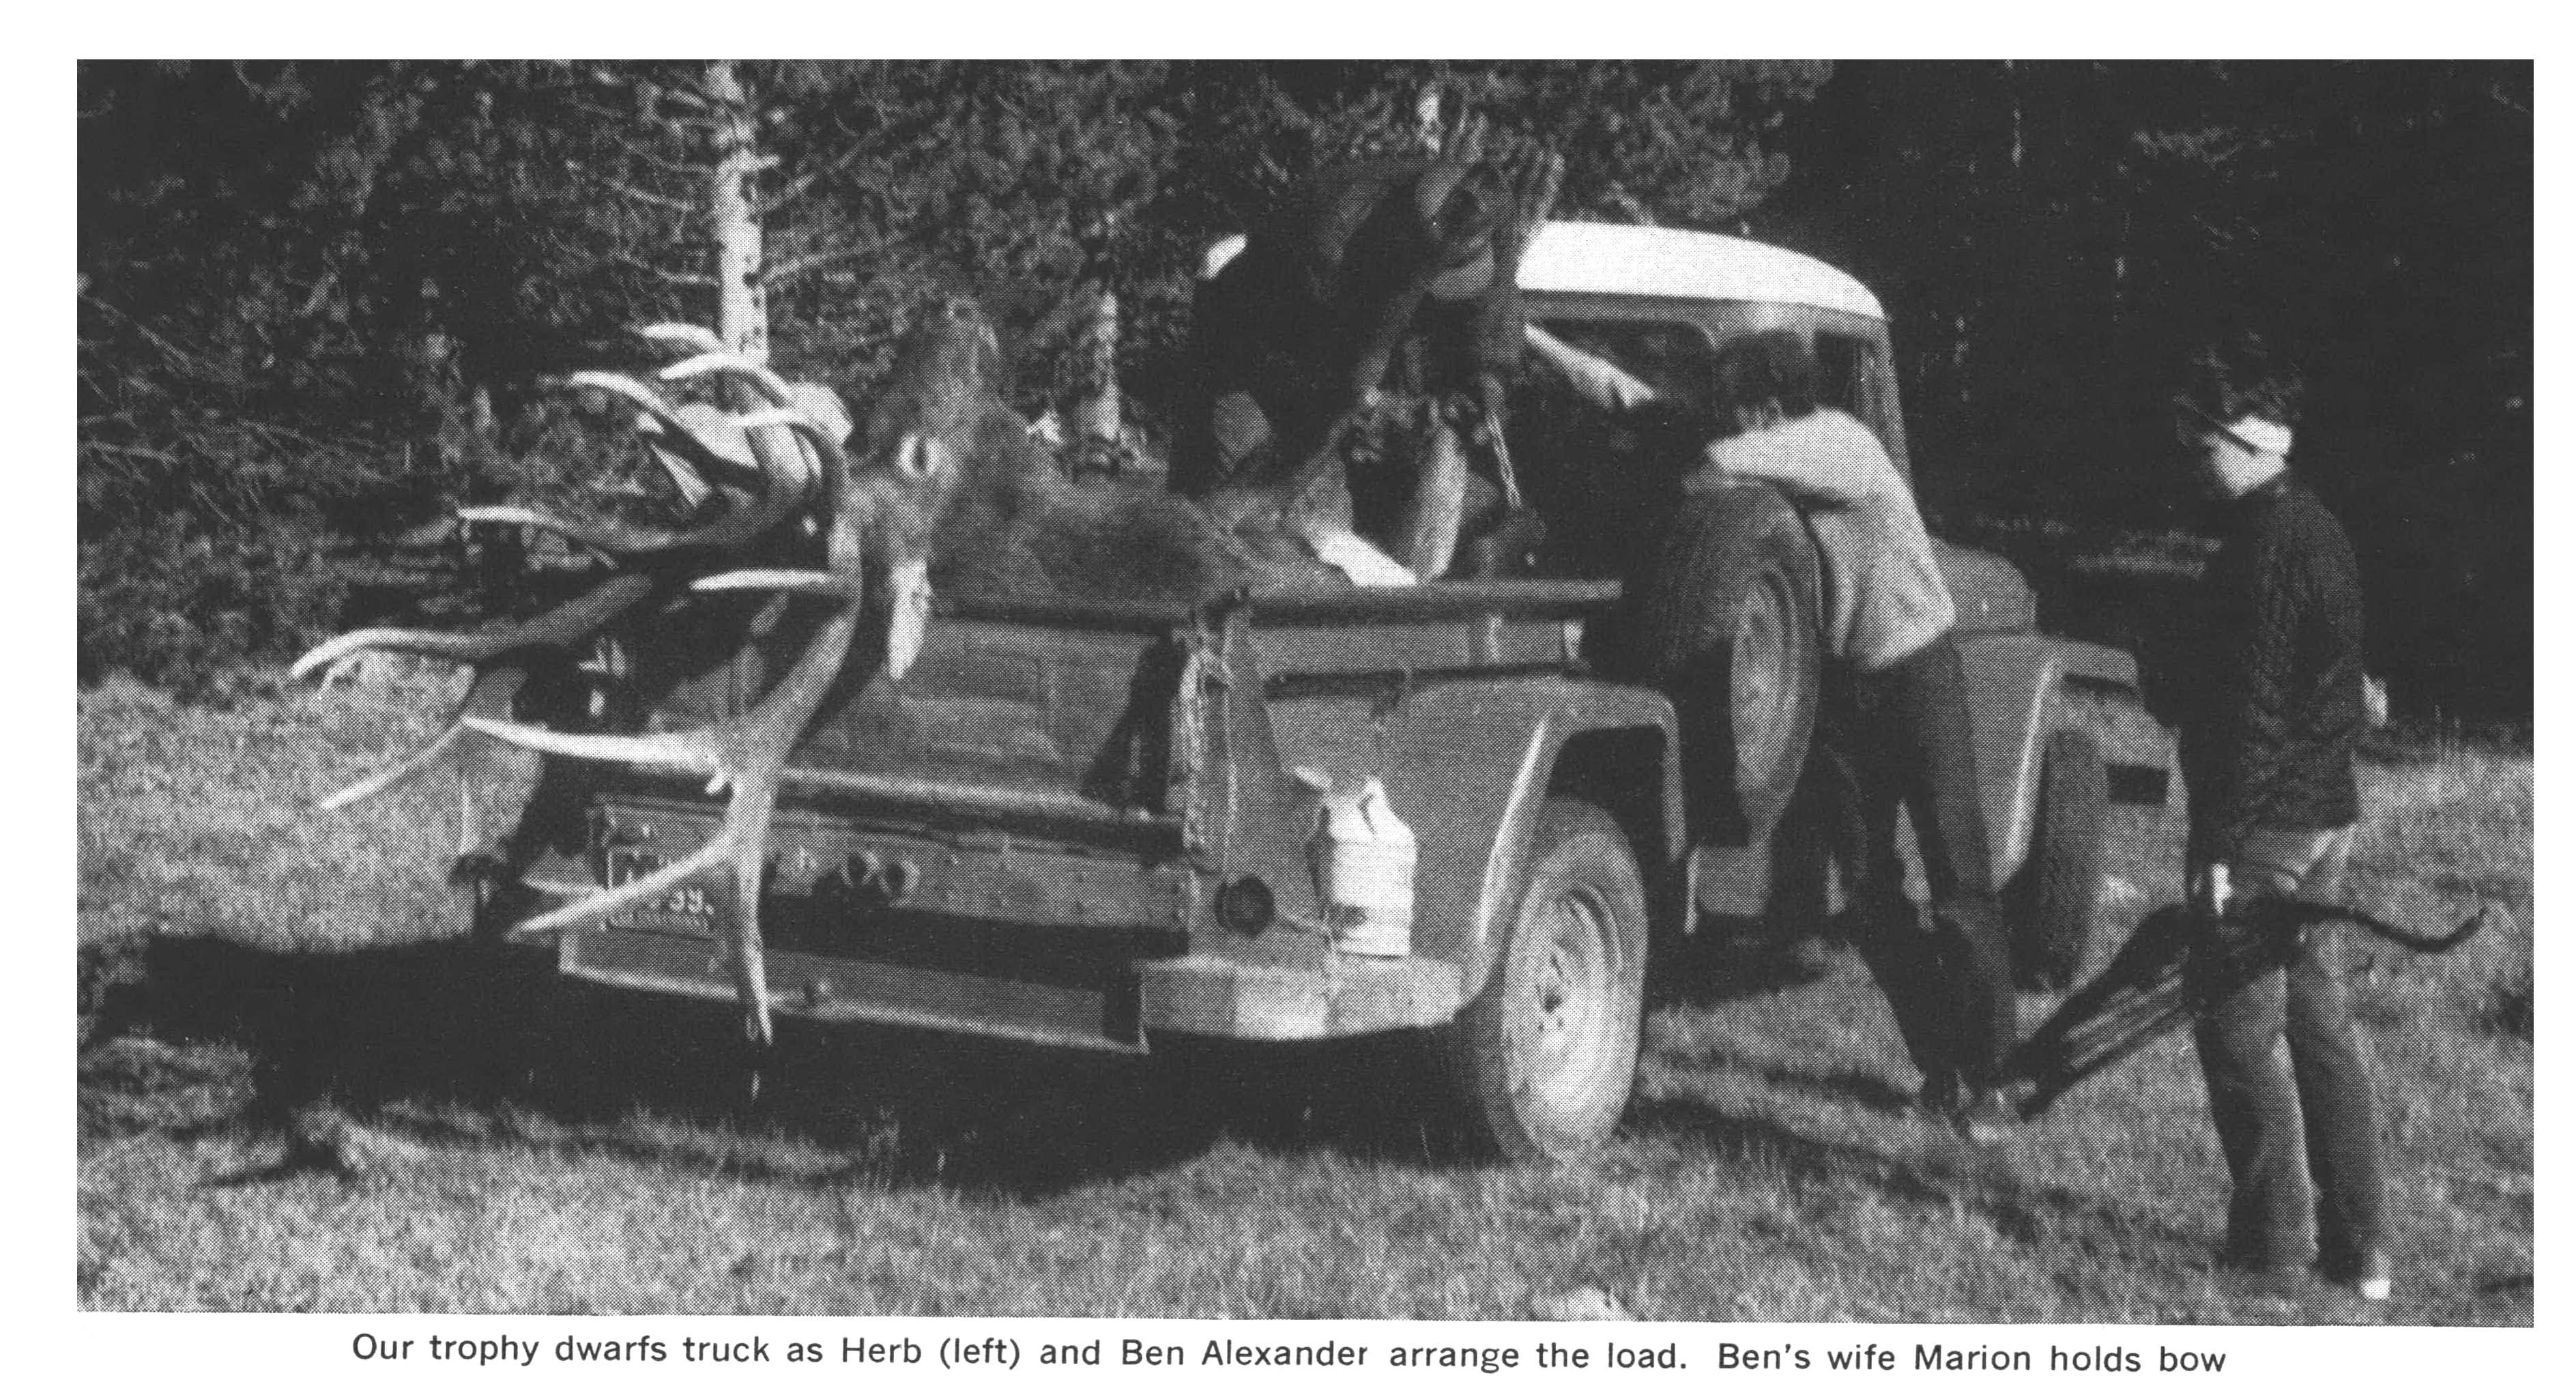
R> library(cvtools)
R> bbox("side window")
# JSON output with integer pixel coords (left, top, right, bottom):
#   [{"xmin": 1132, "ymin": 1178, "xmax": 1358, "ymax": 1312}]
[
  {"xmin": 1814, "ymin": 329, "xmax": 1907, "ymax": 470},
  {"xmin": 1507, "ymin": 317, "xmax": 1718, "ymax": 581},
  {"xmin": 1814, "ymin": 332, "xmax": 1872, "ymax": 420}
]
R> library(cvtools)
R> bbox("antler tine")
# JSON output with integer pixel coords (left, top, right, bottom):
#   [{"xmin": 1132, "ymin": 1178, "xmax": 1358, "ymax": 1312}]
[
  {"xmin": 319, "ymin": 700, "xmax": 476, "ymax": 811},
  {"xmin": 661, "ymin": 357, "xmax": 854, "ymax": 496},
  {"xmin": 295, "ymin": 574, "xmax": 656, "ymax": 872},
  {"xmin": 564, "ymin": 369, "xmax": 707, "ymax": 437},
  {"xmin": 638, "ymin": 322, "xmax": 727, "ymax": 356},
  {"xmin": 574, "ymin": 369, "xmax": 835, "ymax": 523},
  {"xmin": 694, "ymin": 568, "xmax": 863, "ymax": 599},
  {"xmin": 295, "ymin": 625, "xmax": 477, "ymax": 681},
  {"xmin": 473, "ymin": 597, "xmax": 870, "ymax": 1046},
  {"xmin": 639, "ymin": 440, "xmax": 714, "ymax": 508},
  {"xmin": 660, "ymin": 349, "xmax": 800, "ymax": 406},
  {"xmin": 463, "ymin": 390, "xmax": 822, "ymax": 560},
  {"xmin": 459, "ymin": 718, "xmax": 725, "ymax": 787},
  {"xmin": 733, "ymin": 403, "xmax": 853, "ymax": 494},
  {"xmin": 554, "ymin": 369, "xmax": 767, "ymax": 501},
  {"xmin": 458, "ymin": 490, "xmax": 792, "ymax": 560},
  {"xmin": 292, "ymin": 571, "xmax": 656, "ymax": 682}
]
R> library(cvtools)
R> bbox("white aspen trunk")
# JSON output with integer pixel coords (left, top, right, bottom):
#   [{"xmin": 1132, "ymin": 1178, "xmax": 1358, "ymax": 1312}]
[
  {"xmin": 705, "ymin": 59, "xmax": 768, "ymax": 365},
  {"xmin": 701, "ymin": 60, "xmax": 809, "ymax": 498},
  {"xmin": 1071, "ymin": 287, "xmax": 1122, "ymax": 449}
]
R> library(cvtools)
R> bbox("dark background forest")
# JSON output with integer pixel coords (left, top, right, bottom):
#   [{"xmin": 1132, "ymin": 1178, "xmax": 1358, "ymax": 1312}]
[{"xmin": 75, "ymin": 60, "xmax": 2533, "ymax": 723}]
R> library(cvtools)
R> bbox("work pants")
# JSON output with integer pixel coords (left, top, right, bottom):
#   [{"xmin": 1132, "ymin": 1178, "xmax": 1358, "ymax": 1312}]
[
  {"xmin": 1818, "ymin": 633, "xmax": 2016, "ymax": 1086},
  {"xmin": 2193, "ymin": 824, "xmax": 2384, "ymax": 1271}
]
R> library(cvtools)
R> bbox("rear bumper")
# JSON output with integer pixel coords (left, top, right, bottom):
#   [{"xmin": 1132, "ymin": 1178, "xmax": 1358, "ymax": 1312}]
[
  {"xmin": 545, "ymin": 921, "xmax": 1466, "ymax": 1052},
  {"xmin": 1136, "ymin": 953, "xmax": 1462, "ymax": 1040}
]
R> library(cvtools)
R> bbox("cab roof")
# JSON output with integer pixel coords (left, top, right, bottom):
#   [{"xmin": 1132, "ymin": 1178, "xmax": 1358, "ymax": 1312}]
[{"xmin": 1517, "ymin": 221, "xmax": 1884, "ymax": 323}]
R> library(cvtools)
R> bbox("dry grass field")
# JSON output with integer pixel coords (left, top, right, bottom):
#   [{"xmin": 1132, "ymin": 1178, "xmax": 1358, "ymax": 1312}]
[{"xmin": 75, "ymin": 673, "xmax": 2532, "ymax": 1321}]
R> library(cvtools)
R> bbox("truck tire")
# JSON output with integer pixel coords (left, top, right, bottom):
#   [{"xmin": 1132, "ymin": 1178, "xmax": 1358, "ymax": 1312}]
[
  {"xmin": 1630, "ymin": 485, "xmax": 1822, "ymax": 844},
  {"xmin": 1438, "ymin": 798, "xmax": 1648, "ymax": 1164},
  {"xmin": 2010, "ymin": 730, "xmax": 2107, "ymax": 990}
]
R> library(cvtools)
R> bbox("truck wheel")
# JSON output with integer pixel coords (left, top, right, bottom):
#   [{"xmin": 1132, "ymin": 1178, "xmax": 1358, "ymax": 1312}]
[
  {"xmin": 1630, "ymin": 485, "xmax": 1822, "ymax": 843},
  {"xmin": 1438, "ymin": 798, "xmax": 1648, "ymax": 1165},
  {"xmin": 2011, "ymin": 730, "xmax": 2107, "ymax": 990}
]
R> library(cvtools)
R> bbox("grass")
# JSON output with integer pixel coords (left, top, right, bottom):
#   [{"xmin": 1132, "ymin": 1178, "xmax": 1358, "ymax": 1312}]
[{"xmin": 75, "ymin": 674, "xmax": 2532, "ymax": 1321}]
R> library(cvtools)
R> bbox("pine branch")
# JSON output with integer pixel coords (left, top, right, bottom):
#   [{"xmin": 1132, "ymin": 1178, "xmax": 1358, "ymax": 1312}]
[
  {"xmin": 570, "ymin": 162, "xmax": 700, "ymax": 215},
  {"xmin": 755, "ymin": 139, "xmax": 878, "ymax": 216},
  {"xmin": 759, "ymin": 240, "xmax": 895, "ymax": 289},
  {"xmin": 609, "ymin": 251, "xmax": 719, "ymax": 289}
]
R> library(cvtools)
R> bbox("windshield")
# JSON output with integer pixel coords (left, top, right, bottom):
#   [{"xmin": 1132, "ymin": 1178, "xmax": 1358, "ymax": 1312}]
[{"xmin": 1534, "ymin": 317, "xmax": 1718, "ymax": 416}]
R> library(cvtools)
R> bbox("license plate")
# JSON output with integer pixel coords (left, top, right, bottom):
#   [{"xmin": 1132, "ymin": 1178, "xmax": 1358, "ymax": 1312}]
[{"xmin": 604, "ymin": 848, "xmax": 717, "ymax": 936}]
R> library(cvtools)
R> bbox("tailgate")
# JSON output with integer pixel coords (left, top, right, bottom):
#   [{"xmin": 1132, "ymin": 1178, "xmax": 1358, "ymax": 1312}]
[{"xmin": 637, "ymin": 598, "xmax": 1197, "ymax": 842}]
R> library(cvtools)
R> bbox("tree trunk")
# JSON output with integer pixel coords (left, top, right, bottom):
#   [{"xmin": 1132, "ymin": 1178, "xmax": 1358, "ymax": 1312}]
[
  {"xmin": 702, "ymin": 60, "xmax": 808, "ymax": 496},
  {"xmin": 1070, "ymin": 286, "xmax": 1122, "ymax": 450},
  {"xmin": 705, "ymin": 59, "xmax": 769, "ymax": 364}
]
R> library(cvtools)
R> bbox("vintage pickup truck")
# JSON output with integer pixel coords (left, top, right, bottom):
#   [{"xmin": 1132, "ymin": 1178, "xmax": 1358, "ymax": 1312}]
[{"xmin": 497, "ymin": 223, "xmax": 2173, "ymax": 1164}]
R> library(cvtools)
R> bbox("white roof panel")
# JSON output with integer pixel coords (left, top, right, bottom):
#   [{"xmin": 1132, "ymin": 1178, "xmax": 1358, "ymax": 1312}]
[{"xmin": 1517, "ymin": 221, "xmax": 1884, "ymax": 322}]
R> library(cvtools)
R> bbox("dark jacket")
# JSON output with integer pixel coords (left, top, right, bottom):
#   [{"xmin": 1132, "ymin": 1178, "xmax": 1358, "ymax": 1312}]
[
  {"xmin": 2181, "ymin": 474, "xmax": 2369, "ymax": 864},
  {"xmin": 1183, "ymin": 160, "xmax": 1524, "ymax": 495}
]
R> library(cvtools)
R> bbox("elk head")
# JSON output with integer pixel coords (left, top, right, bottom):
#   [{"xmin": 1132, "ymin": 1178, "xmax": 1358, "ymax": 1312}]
[{"xmin": 824, "ymin": 294, "xmax": 1034, "ymax": 678}]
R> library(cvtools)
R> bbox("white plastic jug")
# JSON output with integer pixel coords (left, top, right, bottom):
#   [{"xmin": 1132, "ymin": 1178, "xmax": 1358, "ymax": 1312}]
[{"xmin": 1309, "ymin": 776, "xmax": 1417, "ymax": 957}]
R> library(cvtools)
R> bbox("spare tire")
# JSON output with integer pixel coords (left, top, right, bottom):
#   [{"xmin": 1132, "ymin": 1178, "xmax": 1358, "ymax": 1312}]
[{"xmin": 1628, "ymin": 484, "xmax": 1823, "ymax": 844}]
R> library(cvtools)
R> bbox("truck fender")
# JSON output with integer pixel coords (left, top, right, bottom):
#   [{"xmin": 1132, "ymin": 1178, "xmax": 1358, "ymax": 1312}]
[
  {"xmin": 1950, "ymin": 632, "xmax": 2169, "ymax": 881},
  {"xmin": 1366, "ymin": 677, "xmax": 1681, "ymax": 1002}
]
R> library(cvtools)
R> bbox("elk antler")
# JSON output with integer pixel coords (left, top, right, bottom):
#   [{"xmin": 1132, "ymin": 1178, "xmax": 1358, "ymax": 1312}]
[
  {"xmin": 463, "ymin": 377, "xmax": 804, "ymax": 558},
  {"xmin": 462, "ymin": 356, "xmax": 867, "ymax": 1046},
  {"xmin": 466, "ymin": 592, "xmax": 867, "ymax": 1045},
  {"xmin": 294, "ymin": 319, "xmax": 867, "ymax": 1045},
  {"xmin": 474, "ymin": 349, "xmax": 852, "ymax": 559},
  {"xmin": 297, "ymin": 330, "xmax": 837, "ymax": 823},
  {"xmin": 290, "ymin": 569, "xmax": 660, "ymax": 857}
]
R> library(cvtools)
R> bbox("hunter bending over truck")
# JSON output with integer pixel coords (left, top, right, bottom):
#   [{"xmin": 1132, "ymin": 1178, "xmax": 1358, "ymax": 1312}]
[
  {"xmin": 1183, "ymin": 147, "xmax": 1560, "ymax": 579},
  {"xmin": 1528, "ymin": 323, "xmax": 2020, "ymax": 1141}
]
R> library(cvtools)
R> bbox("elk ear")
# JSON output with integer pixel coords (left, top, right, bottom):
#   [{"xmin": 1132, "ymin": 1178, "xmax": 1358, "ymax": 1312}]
[{"xmin": 897, "ymin": 433, "xmax": 949, "ymax": 480}]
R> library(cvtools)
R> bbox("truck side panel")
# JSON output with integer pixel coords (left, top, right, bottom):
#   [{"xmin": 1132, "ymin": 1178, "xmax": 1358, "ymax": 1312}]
[{"xmin": 1268, "ymin": 672, "xmax": 1679, "ymax": 998}]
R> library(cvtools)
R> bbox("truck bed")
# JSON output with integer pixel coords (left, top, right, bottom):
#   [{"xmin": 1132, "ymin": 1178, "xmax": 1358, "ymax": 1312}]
[{"xmin": 533, "ymin": 579, "xmax": 1630, "ymax": 1050}]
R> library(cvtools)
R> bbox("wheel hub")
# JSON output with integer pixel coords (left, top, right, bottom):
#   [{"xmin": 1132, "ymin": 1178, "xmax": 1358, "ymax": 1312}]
[{"xmin": 1526, "ymin": 890, "xmax": 1609, "ymax": 1081}]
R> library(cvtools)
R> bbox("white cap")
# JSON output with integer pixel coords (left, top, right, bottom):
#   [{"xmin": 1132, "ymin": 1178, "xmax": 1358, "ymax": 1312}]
[{"xmin": 2229, "ymin": 415, "xmax": 2294, "ymax": 457}]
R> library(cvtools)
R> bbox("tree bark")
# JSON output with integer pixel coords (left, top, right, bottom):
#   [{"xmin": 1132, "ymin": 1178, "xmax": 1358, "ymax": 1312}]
[
  {"xmin": 704, "ymin": 60, "xmax": 769, "ymax": 364},
  {"xmin": 702, "ymin": 60, "xmax": 809, "ymax": 497},
  {"xmin": 1070, "ymin": 287, "xmax": 1122, "ymax": 450}
]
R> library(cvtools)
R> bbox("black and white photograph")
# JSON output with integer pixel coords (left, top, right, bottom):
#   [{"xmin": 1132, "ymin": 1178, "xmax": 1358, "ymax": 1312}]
[{"xmin": 72, "ymin": 53, "xmax": 2532, "ymax": 1347}]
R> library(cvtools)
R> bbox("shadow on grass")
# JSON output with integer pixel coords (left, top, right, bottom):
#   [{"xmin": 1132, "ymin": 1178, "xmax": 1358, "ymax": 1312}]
[
  {"xmin": 1647, "ymin": 918, "xmax": 1842, "ymax": 1012},
  {"xmin": 1648, "ymin": 1035, "xmax": 1919, "ymax": 1119},
  {"xmin": 1622, "ymin": 1091, "xmax": 2206, "ymax": 1262},
  {"xmin": 78, "ymin": 930, "xmax": 1486, "ymax": 1198}
]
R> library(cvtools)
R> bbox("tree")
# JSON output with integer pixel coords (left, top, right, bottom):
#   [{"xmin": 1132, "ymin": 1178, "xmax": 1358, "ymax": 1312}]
[
  {"xmin": 77, "ymin": 60, "xmax": 1842, "ymax": 694},
  {"xmin": 1763, "ymin": 60, "xmax": 2531, "ymax": 719}
]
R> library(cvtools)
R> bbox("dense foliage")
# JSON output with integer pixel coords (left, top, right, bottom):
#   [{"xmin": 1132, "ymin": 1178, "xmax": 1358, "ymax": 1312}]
[{"xmin": 76, "ymin": 61, "xmax": 2529, "ymax": 719}]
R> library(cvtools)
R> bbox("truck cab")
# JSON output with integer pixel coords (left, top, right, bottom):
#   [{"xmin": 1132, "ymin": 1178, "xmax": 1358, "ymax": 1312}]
[{"xmin": 1505, "ymin": 222, "xmax": 2171, "ymax": 949}]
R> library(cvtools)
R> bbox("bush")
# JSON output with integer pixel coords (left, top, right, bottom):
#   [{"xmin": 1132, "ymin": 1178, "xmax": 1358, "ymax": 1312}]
[{"xmin": 78, "ymin": 513, "xmax": 351, "ymax": 703}]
